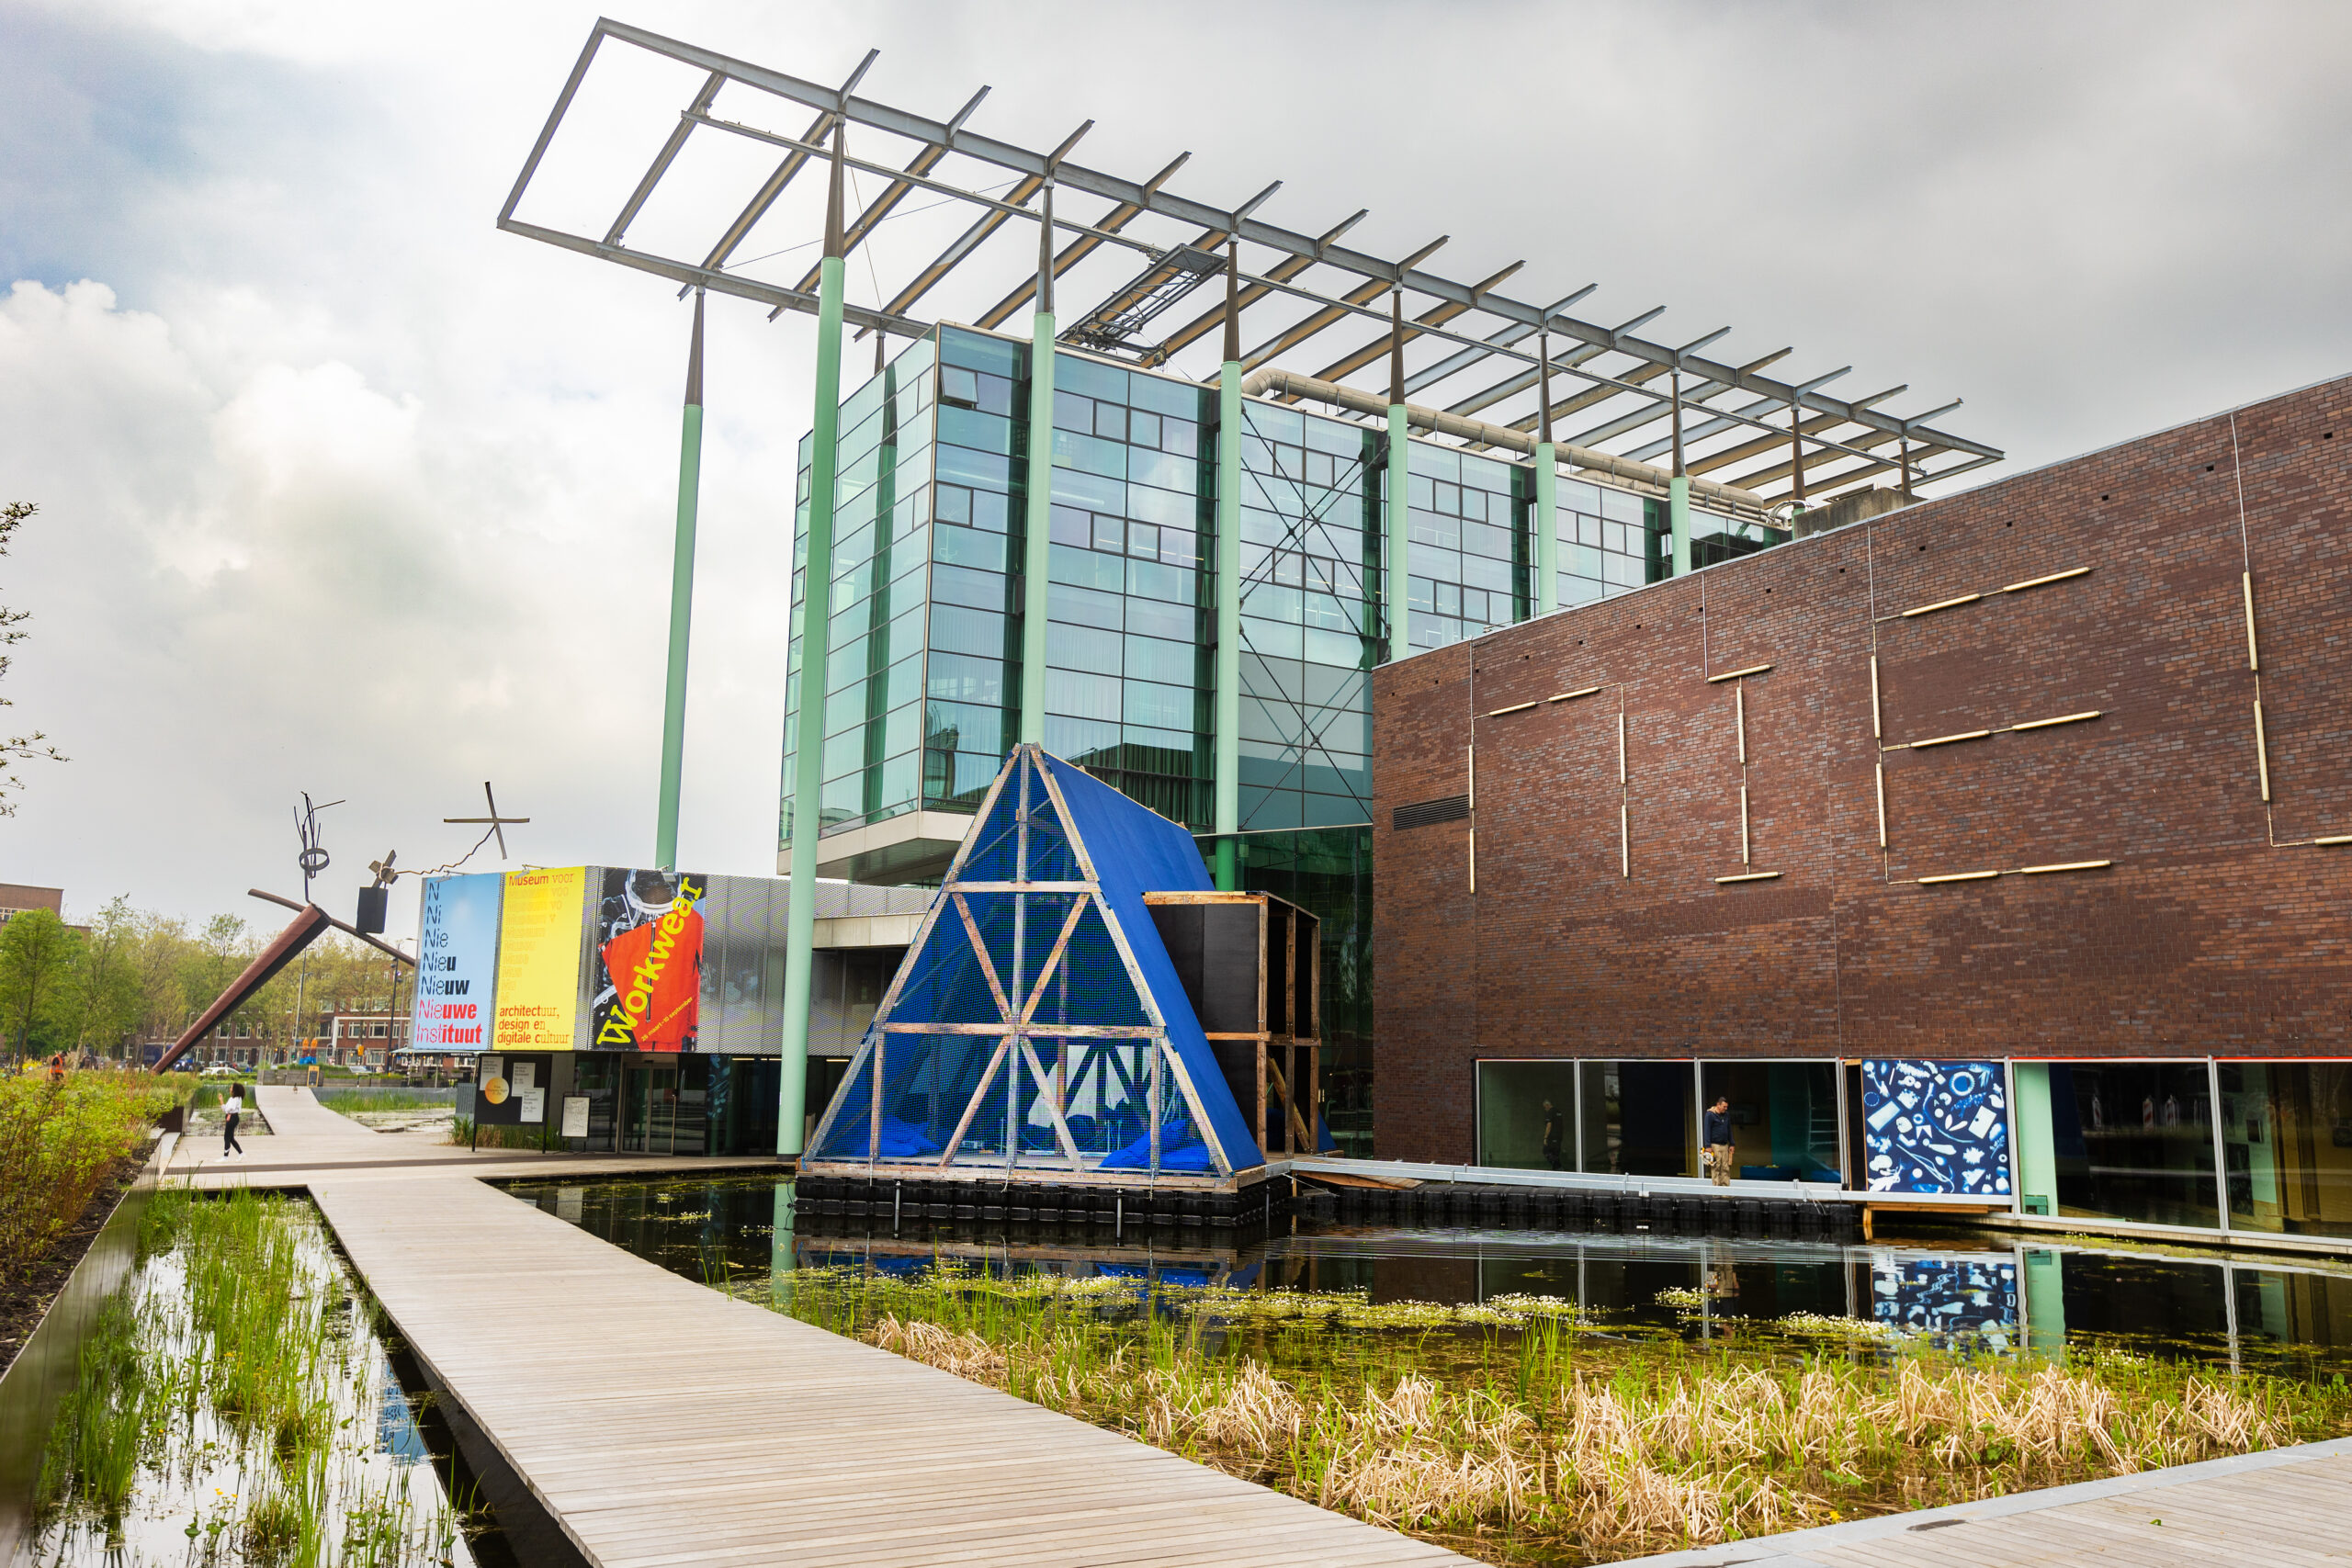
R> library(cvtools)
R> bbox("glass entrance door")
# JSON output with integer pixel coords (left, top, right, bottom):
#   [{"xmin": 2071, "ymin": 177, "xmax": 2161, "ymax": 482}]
[{"xmin": 625, "ymin": 1065, "xmax": 681, "ymax": 1153}]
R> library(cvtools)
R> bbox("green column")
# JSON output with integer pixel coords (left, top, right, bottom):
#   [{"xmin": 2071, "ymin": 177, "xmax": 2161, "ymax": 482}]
[
  {"xmin": 1214, "ymin": 357, "xmax": 1242, "ymax": 891},
  {"xmin": 655, "ymin": 291, "xmax": 706, "ymax": 873},
  {"xmin": 1020, "ymin": 185, "xmax": 1057, "ymax": 747},
  {"xmin": 2024, "ymin": 1247, "xmax": 2066, "ymax": 1361},
  {"xmin": 1669, "ymin": 474, "xmax": 1692, "ymax": 578},
  {"xmin": 1533, "ymin": 445, "xmax": 1557, "ymax": 615},
  {"xmin": 1386, "ymin": 405, "xmax": 1410, "ymax": 654},
  {"xmin": 1020, "ymin": 311, "xmax": 1055, "ymax": 745},
  {"xmin": 2013, "ymin": 1061, "xmax": 2058, "ymax": 1216},
  {"xmin": 1532, "ymin": 330, "xmax": 1557, "ymax": 616},
  {"xmin": 779, "ymin": 139, "xmax": 850, "ymax": 1160}
]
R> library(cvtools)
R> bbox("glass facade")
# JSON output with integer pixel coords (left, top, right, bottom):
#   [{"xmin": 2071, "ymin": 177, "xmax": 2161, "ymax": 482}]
[
  {"xmin": 1400, "ymin": 445, "xmax": 1522, "ymax": 652},
  {"xmin": 786, "ymin": 322, "xmax": 1787, "ymax": 1158},
  {"xmin": 2221, "ymin": 1063, "xmax": 2352, "ymax": 1240}
]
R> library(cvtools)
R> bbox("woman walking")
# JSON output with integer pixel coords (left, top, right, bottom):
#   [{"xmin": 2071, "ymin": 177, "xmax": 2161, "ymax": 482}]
[{"xmin": 222, "ymin": 1085, "xmax": 245, "ymax": 1158}]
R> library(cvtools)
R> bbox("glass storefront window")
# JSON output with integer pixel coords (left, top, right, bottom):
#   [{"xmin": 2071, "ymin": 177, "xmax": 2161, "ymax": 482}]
[
  {"xmin": 1701, "ymin": 1060, "xmax": 1842, "ymax": 1182},
  {"xmin": 2221, "ymin": 1062, "xmax": 2352, "ymax": 1239},
  {"xmin": 2047, "ymin": 1062, "xmax": 2220, "ymax": 1228},
  {"xmin": 1578, "ymin": 1060, "xmax": 1695, "ymax": 1178},
  {"xmin": 1476, "ymin": 1060, "xmax": 1577, "ymax": 1170}
]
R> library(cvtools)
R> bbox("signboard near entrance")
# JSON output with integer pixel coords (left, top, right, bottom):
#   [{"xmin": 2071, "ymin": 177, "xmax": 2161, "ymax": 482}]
[
  {"xmin": 591, "ymin": 869, "xmax": 707, "ymax": 1052},
  {"xmin": 413, "ymin": 874, "xmax": 502, "ymax": 1052},
  {"xmin": 495, "ymin": 868, "xmax": 587, "ymax": 1050}
]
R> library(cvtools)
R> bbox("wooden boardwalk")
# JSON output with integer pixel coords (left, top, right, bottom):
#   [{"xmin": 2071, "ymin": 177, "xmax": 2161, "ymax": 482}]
[
  {"xmin": 1604, "ymin": 1438, "xmax": 2352, "ymax": 1567},
  {"xmin": 207, "ymin": 1089, "xmax": 1473, "ymax": 1567}
]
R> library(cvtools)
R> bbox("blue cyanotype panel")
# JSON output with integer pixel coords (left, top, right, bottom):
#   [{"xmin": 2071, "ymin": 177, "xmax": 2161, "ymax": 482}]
[
  {"xmin": 1862, "ymin": 1059, "xmax": 2012, "ymax": 1196},
  {"xmin": 1872, "ymin": 1258, "xmax": 2018, "ymax": 1349}
]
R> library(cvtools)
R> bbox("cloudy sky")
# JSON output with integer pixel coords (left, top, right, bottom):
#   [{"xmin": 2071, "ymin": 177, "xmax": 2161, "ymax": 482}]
[{"xmin": 3, "ymin": 0, "xmax": 2346, "ymax": 932}]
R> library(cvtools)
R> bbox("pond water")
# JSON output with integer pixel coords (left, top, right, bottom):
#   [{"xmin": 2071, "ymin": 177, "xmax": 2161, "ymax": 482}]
[
  {"xmin": 27, "ymin": 1192, "xmax": 514, "ymax": 1568},
  {"xmin": 505, "ymin": 1174, "xmax": 2352, "ymax": 1376}
]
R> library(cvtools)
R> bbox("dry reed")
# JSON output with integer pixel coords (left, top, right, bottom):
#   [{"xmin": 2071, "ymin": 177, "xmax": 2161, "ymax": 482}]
[{"xmin": 761, "ymin": 1265, "xmax": 2348, "ymax": 1567}]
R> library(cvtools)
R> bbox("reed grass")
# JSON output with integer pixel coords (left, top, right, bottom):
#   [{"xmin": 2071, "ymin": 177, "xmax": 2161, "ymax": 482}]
[
  {"xmin": 747, "ymin": 1261, "xmax": 2352, "ymax": 1566},
  {"xmin": 0, "ymin": 1069, "xmax": 175, "ymax": 1283},
  {"xmin": 33, "ymin": 1189, "xmax": 474, "ymax": 1567},
  {"xmin": 315, "ymin": 1089, "xmax": 455, "ymax": 1114},
  {"xmin": 446, "ymin": 1117, "xmax": 546, "ymax": 1151}
]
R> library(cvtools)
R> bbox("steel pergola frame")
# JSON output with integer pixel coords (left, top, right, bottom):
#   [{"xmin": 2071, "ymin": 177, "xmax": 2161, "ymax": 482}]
[{"xmin": 501, "ymin": 17, "xmax": 2003, "ymax": 506}]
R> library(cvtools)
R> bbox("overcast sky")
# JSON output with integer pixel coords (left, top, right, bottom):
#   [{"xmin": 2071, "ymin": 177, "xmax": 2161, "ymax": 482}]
[{"xmin": 3, "ymin": 0, "xmax": 2346, "ymax": 933}]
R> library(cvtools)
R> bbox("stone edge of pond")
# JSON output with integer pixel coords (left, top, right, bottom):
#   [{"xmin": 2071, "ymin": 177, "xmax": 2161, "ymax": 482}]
[
  {"xmin": 1598, "ymin": 1432, "xmax": 2352, "ymax": 1566},
  {"xmin": 0, "ymin": 1131, "xmax": 175, "ymax": 1565}
]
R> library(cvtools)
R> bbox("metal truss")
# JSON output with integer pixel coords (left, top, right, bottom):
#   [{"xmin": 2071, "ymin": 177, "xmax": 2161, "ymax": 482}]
[{"xmin": 501, "ymin": 19, "xmax": 2003, "ymax": 504}]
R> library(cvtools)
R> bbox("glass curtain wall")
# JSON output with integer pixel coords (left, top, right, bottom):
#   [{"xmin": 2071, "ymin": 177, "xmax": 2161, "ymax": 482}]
[
  {"xmin": 784, "ymin": 334, "xmax": 940, "ymax": 843},
  {"xmin": 1228, "ymin": 824, "xmax": 1374, "ymax": 1156},
  {"xmin": 1551, "ymin": 479, "xmax": 1654, "ymax": 608},
  {"xmin": 1477, "ymin": 1060, "xmax": 1577, "ymax": 1169},
  {"xmin": 2047, "ymin": 1061, "xmax": 2221, "ymax": 1229},
  {"xmin": 1236, "ymin": 401, "xmax": 1378, "ymax": 828},
  {"xmin": 2222, "ymin": 1062, "xmax": 2352, "ymax": 1240},
  {"xmin": 1578, "ymin": 1060, "xmax": 1697, "ymax": 1178},
  {"xmin": 1701, "ymin": 1061, "xmax": 1843, "ymax": 1181},
  {"xmin": 1399, "ymin": 446, "xmax": 1521, "ymax": 653},
  {"xmin": 1041, "ymin": 347, "xmax": 1213, "ymax": 823}
]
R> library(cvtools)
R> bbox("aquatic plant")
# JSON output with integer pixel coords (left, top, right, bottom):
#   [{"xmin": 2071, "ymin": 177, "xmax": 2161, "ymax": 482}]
[
  {"xmin": 33, "ymin": 1189, "xmax": 479, "ymax": 1567},
  {"xmin": 746, "ymin": 1258, "xmax": 2352, "ymax": 1566}
]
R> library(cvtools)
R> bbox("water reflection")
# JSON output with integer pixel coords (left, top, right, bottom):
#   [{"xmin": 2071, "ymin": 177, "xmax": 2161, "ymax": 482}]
[{"xmin": 504, "ymin": 1176, "xmax": 2352, "ymax": 1376}]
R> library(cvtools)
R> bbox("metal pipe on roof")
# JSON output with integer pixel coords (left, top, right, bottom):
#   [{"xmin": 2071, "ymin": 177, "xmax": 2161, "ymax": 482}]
[{"xmin": 1241, "ymin": 367, "xmax": 1773, "ymax": 519}]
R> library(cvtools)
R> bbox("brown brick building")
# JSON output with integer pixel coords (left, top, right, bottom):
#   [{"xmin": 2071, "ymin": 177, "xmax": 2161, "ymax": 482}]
[{"xmin": 1372, "ymin": 376, "xmax": 2352, "ymax": 1238}]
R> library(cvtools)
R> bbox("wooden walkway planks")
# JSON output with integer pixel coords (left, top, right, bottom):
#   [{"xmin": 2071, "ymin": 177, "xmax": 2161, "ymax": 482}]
[
  {"xmin": 1611, "ymin": 1440, "xmax": 2352, "ymax": 1567},
  {"xmin": 221, "ymin": 1088, "xmax": 1474, "ymax": 1567}
]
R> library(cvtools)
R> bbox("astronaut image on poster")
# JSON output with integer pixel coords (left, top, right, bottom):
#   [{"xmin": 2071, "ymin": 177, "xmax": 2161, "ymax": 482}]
[{"xmin": 591, "ymin": 868, "xmax": 707, "ymax": 1051}]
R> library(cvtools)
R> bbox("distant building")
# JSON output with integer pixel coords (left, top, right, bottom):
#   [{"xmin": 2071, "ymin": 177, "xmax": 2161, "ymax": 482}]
[{"xmin": 0, "ymin": 884, "xmax": 64, "ymax": 926}]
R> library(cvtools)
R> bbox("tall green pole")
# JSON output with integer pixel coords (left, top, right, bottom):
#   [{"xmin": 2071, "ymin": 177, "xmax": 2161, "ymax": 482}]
[
  {"xmin": 1668, "ymin": 367, "xmax": 1692, "ymax": 577},
  {"xmin": 1532, "ymin": 328, "xmax": 1557, "ymax": 616},
  {"xmin": 779, "ymin": 128, "xmax": 849, "ymax": 1159},
  {"xmin": 1385, "ymin": 290, "xmax": 1411, "ymax": 659},
  {"xmin": 655, "ymin": 290, "xmax": 706, "ymax": 872},
  {"xmin": 1213, "ymin": 243, "xmax": 1243, "ymax": 891},
  {"xmin": 1019, "ymin": 182, "xmax": 1057, "ymax": 747}
]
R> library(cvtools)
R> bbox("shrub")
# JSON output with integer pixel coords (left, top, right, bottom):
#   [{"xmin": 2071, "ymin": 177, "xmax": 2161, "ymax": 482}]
[{"xmin": 0, "ymin": 1070, "xmax": 174, "ymax": 1283}]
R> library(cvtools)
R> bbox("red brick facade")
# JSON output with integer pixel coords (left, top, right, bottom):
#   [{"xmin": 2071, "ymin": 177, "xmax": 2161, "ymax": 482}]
[{"xmin": 1372, "ymin": 377, "xmax": 2352, "ymax": 1163}]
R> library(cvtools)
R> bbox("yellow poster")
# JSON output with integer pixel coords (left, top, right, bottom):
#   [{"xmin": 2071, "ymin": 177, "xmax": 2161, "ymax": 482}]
[{"xmin": 493, "ymin": 867, "xmax": 586, "ymax": 1051}]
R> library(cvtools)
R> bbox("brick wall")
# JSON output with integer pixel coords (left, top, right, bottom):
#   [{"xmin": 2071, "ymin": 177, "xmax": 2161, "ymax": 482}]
[{"xmin": 1372, "ymin": 377, "xmax": 2352, "ymax": 1163}]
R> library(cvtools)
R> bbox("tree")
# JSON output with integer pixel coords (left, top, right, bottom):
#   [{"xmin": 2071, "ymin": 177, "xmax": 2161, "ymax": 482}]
[
  {"xmin": 70, "ymin": 896, "xmax": 145, "ymax": 1057},
  {"xmin": 0, "ymin": 501, "xmax": 65, "ymax": 814},
  {"xmin": 0, "ymin": 908, "xmax": 81, "ymax": 1062}
]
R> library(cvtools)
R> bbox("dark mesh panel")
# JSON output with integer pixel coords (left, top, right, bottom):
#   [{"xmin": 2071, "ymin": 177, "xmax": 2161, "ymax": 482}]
[
  {"xmin": 957, "ymin": 755, "xmax": 1081, "ymax": 886},
  {"xmin": 813, "ymin": 1050, "xmax": 878, "ymax": 1158},
  {"xmin": 1051, "ymin": 1037, "xmax": 1152, "ymax": 1157},
  {"xmin": 958, "ymin": 890, "xmax": 1079, "ymax": 1008},
  {"xmin": 881, "ymin": 1032, "xmax": 1000, "ymax": 1157},
  {"xmin": 888, "ymin": 910, "xmax": 1012, "ymax": 1024},
  {"xmin": 1033, "ymin": 899, "xmax": 1152, "ymax": 1029}
]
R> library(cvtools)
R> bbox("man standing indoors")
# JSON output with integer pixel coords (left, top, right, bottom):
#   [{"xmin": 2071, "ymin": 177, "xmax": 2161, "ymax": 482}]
[
  {"xmin": 1540, "ymin": 1100, "xmax": 1566, "ymax": 1170},
  {"xmin": 1705, "ymin": 1095, "xmax": 1736, "ymax": 1187}
]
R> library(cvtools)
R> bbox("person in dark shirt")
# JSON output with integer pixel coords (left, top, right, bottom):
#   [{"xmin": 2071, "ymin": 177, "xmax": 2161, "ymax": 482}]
[
  {"xmin": 1540, "ymin": 1100, "xmax": 1565, "ymax": 1169},
  {"xmin": 1704, "ymin": 1096, "xmax": 1736, "ymax": 1187}
]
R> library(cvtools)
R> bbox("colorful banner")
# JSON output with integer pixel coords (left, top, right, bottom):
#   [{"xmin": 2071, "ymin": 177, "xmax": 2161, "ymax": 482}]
[
  {"xmin": 412, "ymin": 874, "xmax": 503, "ymax": 1052},
  {"xmin": 1862, "ymin": 1059, "xmax": 2012, "ymax": 1196},
  {"xmin": 493, "ymin": 867, "xmax": 588, "ymax": 1051},
  {"xmin": 591, "ymin": 868, "xmax": 707, "ymax": 1052}
]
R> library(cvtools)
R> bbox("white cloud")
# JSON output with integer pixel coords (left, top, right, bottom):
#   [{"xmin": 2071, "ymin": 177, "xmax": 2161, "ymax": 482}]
[{"xmin": 2, "ymin": 0, "xmax": 2347, "ymax": 930}]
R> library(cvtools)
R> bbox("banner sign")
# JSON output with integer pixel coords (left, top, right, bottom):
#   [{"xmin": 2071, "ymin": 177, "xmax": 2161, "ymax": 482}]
[
  {"xmin": 413, "ymin": 874, "xmax": 503, "ymax": 1052},
  {"xmin": 495, "ymin": 867, "xmax": 588, "ymax": 1051},
  {"xmin": 591, "ymin": 869, "xmax": 707, "ymax": 1052},
  {"xmin": 1861, "ymin": 1059, "xmax": 2012, "ymax": 1196}
]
